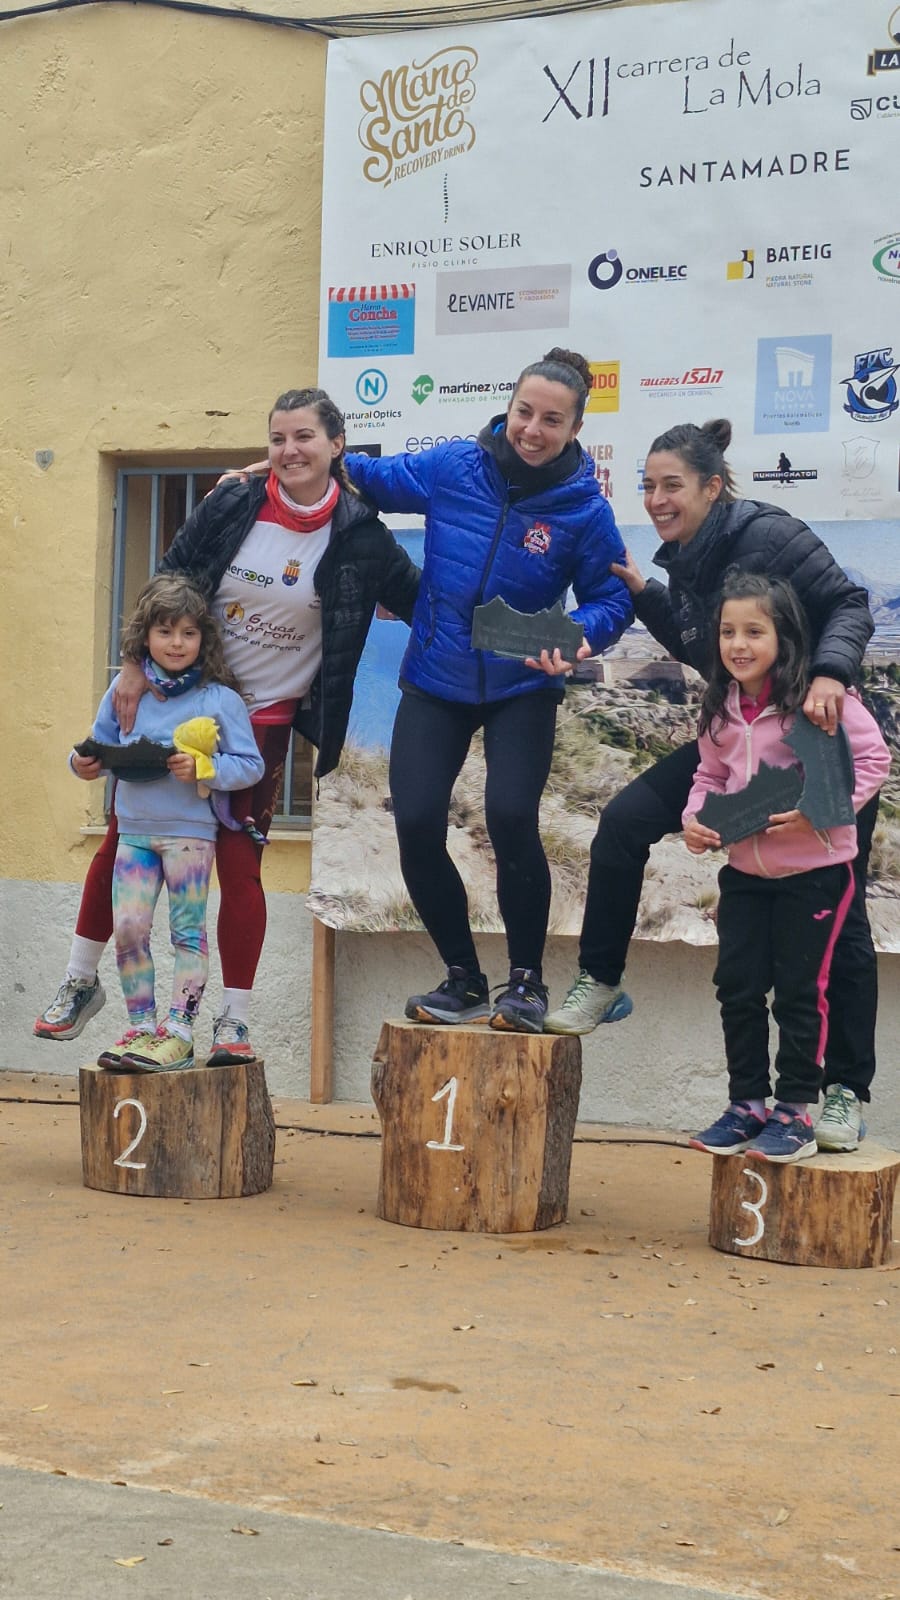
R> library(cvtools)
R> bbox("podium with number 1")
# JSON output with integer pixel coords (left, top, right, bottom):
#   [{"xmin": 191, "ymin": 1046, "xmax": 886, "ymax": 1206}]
[{"xmin": 371, "ymin": 1021, "xmax": 582, "ymax": 1233}]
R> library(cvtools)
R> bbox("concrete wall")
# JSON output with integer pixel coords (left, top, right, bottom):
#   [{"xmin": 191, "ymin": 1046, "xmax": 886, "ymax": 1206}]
[{"xmin": 7, "ymin": 879, "xmax": 900, "ymax": 1144}]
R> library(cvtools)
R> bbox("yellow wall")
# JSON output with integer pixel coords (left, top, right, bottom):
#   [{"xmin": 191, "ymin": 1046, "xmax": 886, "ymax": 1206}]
[{"xmin": 2, "ymin": 7, "xmax": 331, "ymax": 890}]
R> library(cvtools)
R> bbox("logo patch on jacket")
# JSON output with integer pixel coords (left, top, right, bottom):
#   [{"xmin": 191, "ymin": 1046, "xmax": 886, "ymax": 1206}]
[
  {"xmin": 523, "ymin": 522, "xmax": 552, "ymax": 555},
  {"xmin": 283, "ymin": 558, "xmax": 301, "ymax": 587}
]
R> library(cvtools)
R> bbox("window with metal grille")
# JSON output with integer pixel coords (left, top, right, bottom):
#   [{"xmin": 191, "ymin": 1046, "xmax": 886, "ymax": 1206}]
[{"xmin": 111, "ymin": 466, "xmax": 313, "ymax": 828}]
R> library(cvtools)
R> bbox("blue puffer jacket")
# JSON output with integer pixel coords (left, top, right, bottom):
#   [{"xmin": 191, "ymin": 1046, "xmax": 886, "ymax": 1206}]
[{"xmin": 347, "ymin": 431, "xmax": 632, "ymax": 703}]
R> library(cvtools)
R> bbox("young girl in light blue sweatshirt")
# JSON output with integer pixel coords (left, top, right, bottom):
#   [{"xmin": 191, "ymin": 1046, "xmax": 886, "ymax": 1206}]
[{"xmin": 72, "ymin": 575, "xmax": 264, "ymax": 1072}]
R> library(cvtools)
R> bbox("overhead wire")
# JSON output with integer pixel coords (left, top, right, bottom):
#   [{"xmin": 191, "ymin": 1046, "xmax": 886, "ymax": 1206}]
[{"xmin": 0, "ymin": 0, "xmax": 626, "ymax": 34}]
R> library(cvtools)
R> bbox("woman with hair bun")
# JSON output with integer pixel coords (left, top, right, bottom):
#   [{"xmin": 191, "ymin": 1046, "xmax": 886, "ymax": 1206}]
[
  {"xmin": 544, "ymin": 418, "xmax": 879, "ymax": 1154},
  {"xmin": 346, "ymin": 348, "xmax": 632, "ymax": 1033},
  {"xmin": 35, "ymin": 388, "xmax": 421, "ymax": 1065}
]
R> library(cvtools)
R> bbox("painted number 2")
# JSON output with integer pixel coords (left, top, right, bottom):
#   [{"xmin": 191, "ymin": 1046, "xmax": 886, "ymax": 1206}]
[
  {"xmin": 734, "ymin": 1166, "xmax": 768, "ymax": 1247},
  {"xmin": 113, "ymin": 1098, "xmax": 148, "ymax": 1170},
  {"xmin": 426, "ymin": 1076, "xmax": 465, "ymax": 1152}
]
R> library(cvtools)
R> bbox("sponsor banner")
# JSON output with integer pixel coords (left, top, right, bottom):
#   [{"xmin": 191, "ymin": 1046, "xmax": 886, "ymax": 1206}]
[
  {"xmin": 316, "ymin": 0, "xmax": 900, "ymax": 940},
  {"xmin": 435, "ymin": 264, "xmax": 571, "ymax": 335},
  {"xmin": 586, "ymin": 361, "xmax": 620, "ymax": 414},
  {"xmin": 327, "ymin": 284, "xmax": 416, "ymax": 358}
]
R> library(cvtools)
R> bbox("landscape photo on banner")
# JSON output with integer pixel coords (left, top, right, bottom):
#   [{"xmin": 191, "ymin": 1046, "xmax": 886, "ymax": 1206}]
[{"xmin": 310, "ymin": 0, "xmax": 900, "ymax": 947}]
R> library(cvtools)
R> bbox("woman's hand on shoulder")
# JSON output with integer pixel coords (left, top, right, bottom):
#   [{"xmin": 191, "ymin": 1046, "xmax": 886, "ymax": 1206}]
[
  {"xmin": 609, "ymin": 548, "xmax": 646, "ymax": 596},
  {"xmin": 525, "ymin": 641, "xmax": 594, "ymax": 677},
  {"xmin": 112, "ymin": 659, "xmax": 157, "ymax": 736},
  {"xmin": 213, "ymin": 460, "xmax": 269, "ymax": 489},
  {"xmin": 803, "ymin": 675, "xmax": 845, "ymax": 735}
]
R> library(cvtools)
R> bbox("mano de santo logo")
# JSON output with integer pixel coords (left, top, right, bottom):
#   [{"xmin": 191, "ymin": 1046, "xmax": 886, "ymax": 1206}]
[{"xmin": 358, "ymin": 46, "xmax": 478, "ymax": 187}]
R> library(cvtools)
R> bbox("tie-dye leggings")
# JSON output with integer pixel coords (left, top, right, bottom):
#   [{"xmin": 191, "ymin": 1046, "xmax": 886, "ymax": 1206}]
[{"xmin": 113, "ymin": 835, "xmax": 216, "ymax": 1031}]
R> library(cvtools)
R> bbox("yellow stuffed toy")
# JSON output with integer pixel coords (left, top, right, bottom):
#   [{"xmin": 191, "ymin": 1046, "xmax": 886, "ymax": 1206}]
[{"xmin": 172, "ymin": 716, "xmax": 220, "ymax": 797}]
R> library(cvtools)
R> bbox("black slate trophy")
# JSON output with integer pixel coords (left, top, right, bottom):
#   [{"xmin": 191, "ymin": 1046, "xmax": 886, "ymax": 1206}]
[
  {"xmin": 74, "ymin": 735, "xmax": 176, "ymax": 784},
  {"xmin": 471, "ymin": 596, "xmax": 585, "ymax": 661},
  {"xmin": 697, "ymin": 712, "xmax": 855, "ymax": 846}
]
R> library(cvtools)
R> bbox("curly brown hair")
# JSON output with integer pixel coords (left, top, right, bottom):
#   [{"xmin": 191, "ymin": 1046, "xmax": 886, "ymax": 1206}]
[{"xmin": 120, "ymin": 574, "xmax": 241, "ymax": 693}]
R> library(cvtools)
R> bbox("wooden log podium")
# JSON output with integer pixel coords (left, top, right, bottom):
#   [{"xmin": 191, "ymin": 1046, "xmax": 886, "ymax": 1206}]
[
  {"xmin": 371, "ymin": 1021, "xmax": 582, "ymax": 1233},
  {"xmin": 79, "ymin": 1060, "xmax": 275, "ymax": 1199},
  {"xmin": 708, "ymin": 1142, "xmax": 900, "ymax": 1268}
]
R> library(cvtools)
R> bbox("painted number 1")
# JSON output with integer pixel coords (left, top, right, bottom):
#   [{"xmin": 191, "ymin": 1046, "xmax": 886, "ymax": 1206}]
[
  {"xmin": 113, "ymin": 1098, "xmax": 148, "ymax": 1170},
  {"xmin": 426, "ymin": 1076, "xmax": 465, "ymax": 1152},
  {"xmin": 734, "ymin": 1166, "xmax": 768, "ymax": 1247}
]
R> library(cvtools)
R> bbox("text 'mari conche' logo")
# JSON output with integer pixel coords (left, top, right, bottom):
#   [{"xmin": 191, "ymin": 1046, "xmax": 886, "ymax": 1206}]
[{"xmin": 358, "ymin": 47, "xmax": 478, "ymax": 188}]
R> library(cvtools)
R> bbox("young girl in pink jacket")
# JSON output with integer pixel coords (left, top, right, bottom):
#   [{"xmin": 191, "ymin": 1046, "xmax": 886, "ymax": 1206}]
[{"xmin": 683, "ymin": 572, "xmax": 891, "ymax": 1164}]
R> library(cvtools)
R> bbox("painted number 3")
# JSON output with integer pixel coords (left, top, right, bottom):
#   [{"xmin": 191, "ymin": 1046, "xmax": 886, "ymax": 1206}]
[
  {"xmin": 426, "ymin": 1076, "xmax": 465, "ymax": 1152},
  {"xmin": 113, "ymin": 1098, "xmax": 148, "ymax": 1170},
  {"xmin": 734, "ymin": 1166, "xmax": 768, "ymax": 1247}
]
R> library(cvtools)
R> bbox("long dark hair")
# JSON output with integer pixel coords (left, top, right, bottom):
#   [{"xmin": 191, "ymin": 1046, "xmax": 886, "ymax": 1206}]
[
  {"xmin": 269, "ymin": 387, "xmax": 358, "ymax": 497},
  {"xmin": 699, "ymin": 570, "xmax": 810, "ymax": 739},
  {"xmin": 647, "ymin": 418, "xmax": 738, "ymax": 503},
  {"xmin": 121, "ymin": 573, "xmax": 241, "ymax": 692},
  {"xmin": 512, "ymin": 347, "xmax": 592, "ymax": 424}
]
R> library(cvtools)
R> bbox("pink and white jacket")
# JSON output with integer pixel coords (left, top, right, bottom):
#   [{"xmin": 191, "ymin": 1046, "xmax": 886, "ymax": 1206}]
[{"xmin": 683, "ymin": 684, "xmax": 891, "ymax": 878}]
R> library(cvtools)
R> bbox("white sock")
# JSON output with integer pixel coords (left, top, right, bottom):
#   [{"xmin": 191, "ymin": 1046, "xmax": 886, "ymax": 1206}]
[
  {"xmin": 66, "ymin": 936, "xmax": 107, "ymax": 983},
  {"xmin": 220, "ymin": 988, "xmax": 252, "ymax": 1026}
]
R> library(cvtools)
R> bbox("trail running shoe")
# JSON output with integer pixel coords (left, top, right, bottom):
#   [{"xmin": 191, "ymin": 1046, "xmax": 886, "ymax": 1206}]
[
  {"xmin": 489, "ymin": 968, "xmax": 549, "ymax": 1035},
  {"xmin": 97, "ymin": 1027, "xmax": 157, "ymax": 1071},
  {"xmin": 405, "ymin": 967, "xmax": 490, "ymax": 1025},
  {"xmin": 34, "ymin": 976, "xmax": 106, "ymax": 1040},
  {"xmin": 815, "ymin": 1084, "xmax": 867, "ymax": 1152},
  {"xmin": 544, "ymin": 970, "xmax": 633, "ymax": 1035},
  {"xmin": 120, "ymin": 1028, "xmax": 194, "ymax": 1073},
  {"xmin": 207, "ymin": 1014, "xmax": 257, "ymax": 1065},
  {"xmin": 689, "ymin": 1102, "xmax": 768, "ymax": 1155},
  {"xmin": 745, "ymin": 1104, "xmax": 817, "ymax": 1165}
]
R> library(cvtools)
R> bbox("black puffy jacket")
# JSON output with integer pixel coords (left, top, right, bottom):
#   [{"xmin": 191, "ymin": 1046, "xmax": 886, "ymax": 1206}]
[
  {"xmin": 633, "ymin": 499, "xmax": 873, "ymax": 685},
  {"xmin": 160, "ymin": 476, "xmax": 421, "ymax": 778}
]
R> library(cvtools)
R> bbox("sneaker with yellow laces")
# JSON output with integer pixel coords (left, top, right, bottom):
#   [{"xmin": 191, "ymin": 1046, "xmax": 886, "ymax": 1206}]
[{"xmin": 119, "ymin": 1028, "xmax": 194, "ymax": 1073}]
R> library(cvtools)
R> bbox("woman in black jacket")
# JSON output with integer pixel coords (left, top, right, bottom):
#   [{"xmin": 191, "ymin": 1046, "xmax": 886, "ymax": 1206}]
[
  {"xmin": 545, "ymin": 419, "xmax": 879, "ymax": 1154},
  {"xmin": 35, "ymin": 388, "xmax": 420, "ymax": 1065}
]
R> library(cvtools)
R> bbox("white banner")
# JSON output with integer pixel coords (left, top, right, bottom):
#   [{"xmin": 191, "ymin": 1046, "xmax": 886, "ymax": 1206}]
[{"xmin": 312, "ymin": 0, "xmax": 900, "ymax": 949}]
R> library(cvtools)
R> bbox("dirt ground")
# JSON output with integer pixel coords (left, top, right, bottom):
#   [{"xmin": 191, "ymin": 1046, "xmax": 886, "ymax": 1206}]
[{"xmin": 2, "ymin": 1071, "xmax": 899, "ymax": 1600}]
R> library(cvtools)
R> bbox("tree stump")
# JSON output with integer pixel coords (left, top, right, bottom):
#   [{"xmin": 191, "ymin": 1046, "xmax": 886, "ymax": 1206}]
[
  {"xmin": 371, "ymin": 1021, "xmax": 582, "ymax": 1233},
  {"xmin": 79, "ymin": 1060, "xmax": 275, "ymax": 1199},
  {"xmin": 708, "ymin": 1142, "xmax": 900, "ymax": 1268}
]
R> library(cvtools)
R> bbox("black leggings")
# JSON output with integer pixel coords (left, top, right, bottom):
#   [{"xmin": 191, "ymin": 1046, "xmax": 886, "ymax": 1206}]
[
  {"xmin": 578, "ymin": 740, "xmax": 879, "ymax": 1101},
  {"xmin": 389, "ymin": 688, "xmax": 559, "ymax": 975}
]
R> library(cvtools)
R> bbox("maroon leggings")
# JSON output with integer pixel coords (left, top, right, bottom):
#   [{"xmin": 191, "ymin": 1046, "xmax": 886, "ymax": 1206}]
[{"xmin": 76, "ymin": 724, "xmax": 292, "ymax": 990}]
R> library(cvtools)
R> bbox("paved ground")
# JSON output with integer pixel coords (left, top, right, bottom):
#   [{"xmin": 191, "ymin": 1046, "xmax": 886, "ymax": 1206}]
[
  {"xmin": 0, "ymin": 1465, "xmax": 751, "ymax": 1600},
  {"xmin": 2, "ymin": 1071, "xmax": 899, "ymax": 1600}
]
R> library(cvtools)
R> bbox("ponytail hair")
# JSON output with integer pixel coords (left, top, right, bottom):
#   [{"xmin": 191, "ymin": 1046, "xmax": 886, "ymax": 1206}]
[
  {"xmin": 269, "ymin": 387, "xmax": 358, "ymax": 497},
  {"xmin": 512, "ymin": 347, "xmax": 592, "ymax": 424},
  {"xmin": 647, "ymin": 418, "xmax": 738, "ymax": 503}
]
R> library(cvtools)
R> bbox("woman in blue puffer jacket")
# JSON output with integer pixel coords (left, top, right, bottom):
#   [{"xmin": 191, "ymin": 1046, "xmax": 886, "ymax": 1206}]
[{"xmin": 346, "ymin": 348, "xmax": 633, "ymax": 1033}]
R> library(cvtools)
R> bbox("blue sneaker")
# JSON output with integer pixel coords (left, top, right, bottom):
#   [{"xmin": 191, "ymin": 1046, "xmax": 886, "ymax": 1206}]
[
  {"xmin": 689, "ymin": 1102, "xmax": 768, "ymax": 1155},
  {"xmin": 745, "ymin": 1104, "xmax": 817, "ymax": 1164},
  {"xmin": 405, "ymin": 967, "xmax": 490, "ymax": 1026},
  {"xmin": 490, "ymin": 968, "xmax": 549, "ymax": 1035}
]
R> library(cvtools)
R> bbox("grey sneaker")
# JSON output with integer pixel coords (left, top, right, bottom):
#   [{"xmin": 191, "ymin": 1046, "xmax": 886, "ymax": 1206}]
[
  {"xmin": 207, "ymin": 1014, "xmax": 257, "ymax": 1066},
  {"xmin": 543, "ymin": 971, "xmax": 633, "ymax": 1035},
  {"xmin": 815, "ymin": 1084, "xmax": 867, "ymax": 1152},
  {"xmin": 34, "ymin": 975, "xmax": 106, "ymax": 1040}
]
